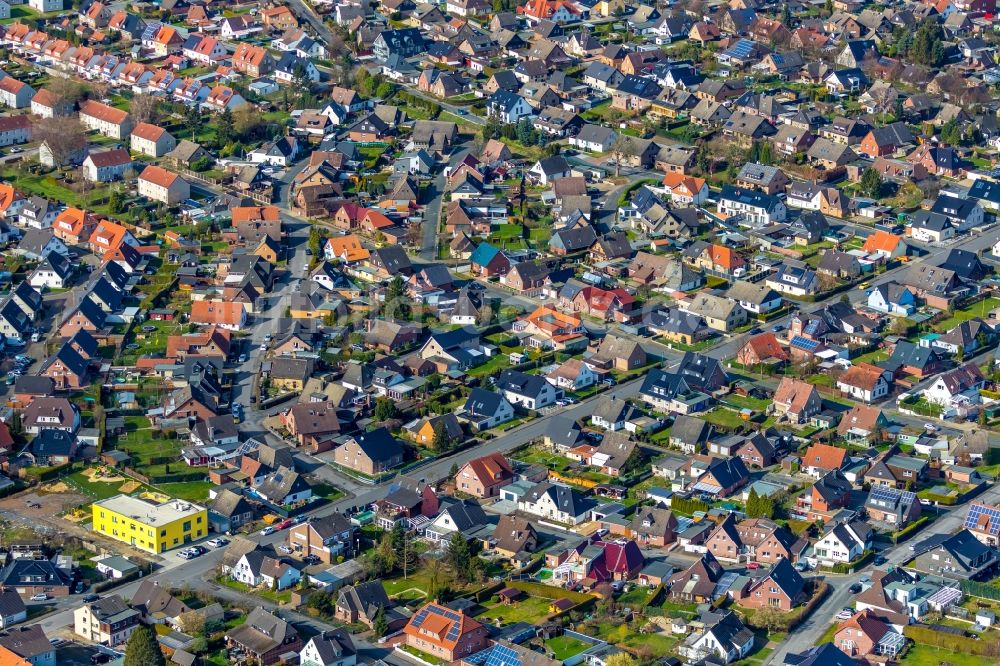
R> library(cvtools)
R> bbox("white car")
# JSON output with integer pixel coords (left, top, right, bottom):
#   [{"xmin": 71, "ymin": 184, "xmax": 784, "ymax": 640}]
[
  {"xmin": 260, "ymin": 526, "xmax": 276, "ymax": 536},
  {"xmin": 207, "ymin": 538, "xmax": 229, "ymax": 548},
  {"xmin": 29, "ymin": 594, "xmax": 47, "ymax": 601},
  {"xmin": 278, "ymin": 545, "xmax": 293, "ymax": 554},
  {"xmin": 923, "ymin": 423, "xmax": 937, "ymax": 432}
]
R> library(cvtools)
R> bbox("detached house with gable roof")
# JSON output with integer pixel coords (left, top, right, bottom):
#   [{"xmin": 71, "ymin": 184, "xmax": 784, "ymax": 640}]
[
  {"xmin": 772, "ymin": 377, "xmax": 822, "ymax": 424},
  {"xmin": 718, "ymin": 185, "xmax": 786, "ymax": 226},
  {"xmin": 403, "ymin": 602, "xmax": 490, "ymax": 662},
  {"xmin": 332, "ymin": 428, "xmax": 405, "ymax": 475},
  {"xmin": 456, "ymin": 453, "xmax": 513, "ymax": 498},
  {"xmin": 837, "ymin": 362, "xmax": 892, "ymax": 403}
]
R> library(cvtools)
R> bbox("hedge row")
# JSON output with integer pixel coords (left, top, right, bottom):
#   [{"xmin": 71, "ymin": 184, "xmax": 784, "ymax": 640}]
[
  {"xmin": 670, "ymin": 496, "xmax": 709, "ymax": 515},
  {"xmin": 509, "ymin": 580, "xmax": 592, "ymax": 603},
  {"xmin": 920, "ymin": 492, "xmax": 956, "ymax": 506},
  {"xmin": 904, "ymin": 625, "xmax": 1000, "ymax": 656},
  {"xmin": 831, "ymin": 550, "xmax": 874, "ymax": 574},
  {"xmin": 147, "ymin": 472, "xmax": 207, "ymax": 485},
  {"xmin": 961, "ymin": 580, "xmax": 1000, "ymax": 602},
  {"xmin": 893, "ymin": 515, "xmax": 932, "ymax": 542},
  {"xmin": 93, "ymin": 569, "xmax": 143, "ymax": 593},
  {"xmin": 25, "ymin": 463, "xmax": 72, "ymax": 482}
]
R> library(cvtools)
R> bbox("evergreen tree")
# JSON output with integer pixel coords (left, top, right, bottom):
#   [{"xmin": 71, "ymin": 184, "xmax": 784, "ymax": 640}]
[
  {"xmin": 374, "ymin": 398, "xmax": 397, "ymax": 422},
  {"xmin": 860, "ymin": 167, "xmax": 883, "ymax": 198},
  {"xmin": 780, "ymin": 4, "xmax": 792, "ymax": 28},
  {"xmin": 386, "ymin": 275, "xmax": 410, "ymax": 320},
  {"xmin": 432, "ymin": 419, "xmax": 454, "ymax": 452},
  {"xmin": 373, "ymin": 604, "xmax": 388, "ymax": 637},
  {"xmin": 124, "ymin": 625, "xmax": 166, "ymax": 666},
  {"xmin": 448, "ymin": 531, "xmax": 472, "ymax": 582},
  {"xmin": 217, "ymin": 108, "xmax": 234, "ymax": 147}
]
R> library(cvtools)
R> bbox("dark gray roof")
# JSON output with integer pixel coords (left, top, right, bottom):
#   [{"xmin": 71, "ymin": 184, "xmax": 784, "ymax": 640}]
[
  {"xmin": 348, "ymin": 427, "xmax": 403, "ymax": 463},
  {"xmin": 497, "ymin": 369, "xmax": 550, "ymax": 400}
]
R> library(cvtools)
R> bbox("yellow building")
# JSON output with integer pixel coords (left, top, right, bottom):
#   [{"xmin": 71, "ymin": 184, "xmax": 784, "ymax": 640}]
[{"xmin": 92, "ymin": 494, "xmax": 208, "ymax": 554}]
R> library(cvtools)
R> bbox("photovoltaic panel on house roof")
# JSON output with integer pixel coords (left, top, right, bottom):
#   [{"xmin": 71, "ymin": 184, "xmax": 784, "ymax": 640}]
[{"xmin": 964, "ymin": 503, "xmax": 1000, "ymax": 533}]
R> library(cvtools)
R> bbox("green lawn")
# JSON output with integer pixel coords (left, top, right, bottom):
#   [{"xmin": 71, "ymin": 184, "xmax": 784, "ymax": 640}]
[
  {"xmin": 218, "ymin": 577, "xmax": 292, "ymax": 604},
  {"xmin": 399, "ymin": 645, "xmax": 445, "ymax": 665},
  {"xmin": 119, "ymin": 317, "xmax": 188, "ymax": 365},
  {"xmin": 0, "ymin": 168, "xmax": 117, "ymax": 218},
  {"xmin": 477, "ymin": 595, "xmax": 551, "ymax": 624},
  {"xmin": 617, "ymin": 586, "xmax": 654, "ymax": 606},
  {"xmin": 382, "ymin": 571, "xmax": 436, "ymax": 598},
  {"xmin": 491, "ymin": 223, "xmax": 523, "ymax": 240},
  {"xmin": 901, "ymin": 644, "xmax": 995, "ymax": 666},
  {"xmin": 466, "ymin": 353, "xmax": 512, "ymax": 378},
  {"xmin": 545, "ymin": 635, "xmax": 590, "ymax": 661},
  {"xmin": 722, "ymin": 394, "xmax": 771, "ymax": 412},
  {"xmin": 156, "ymin": 481, "xmax": 213, "ymax": 502},
  {"xmin": 702, "ymin": 407, "xmax": 748, "ymax": 429},
  {"xmin": 853, "ymin": 349, "xmax": 889, "ymax": 365},
  {"xmin": 935, "ymin": 298, "xmax": 1000, "ymax": 332}
]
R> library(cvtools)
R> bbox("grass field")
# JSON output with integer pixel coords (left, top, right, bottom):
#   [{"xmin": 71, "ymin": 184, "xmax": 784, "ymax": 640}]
[
  {"xmin": 119, "ymin": 317, "xmax": 189, "ymax": 365},
  {"xmin": 853, "ymin": 348, "xmax": 889, "ymax": 365},
  {"xmin": 702, "ymin": 407, "xmax": 747, "ymax": 430},
  {"xmin": 900, "ymin": 644, "xmax": 995, "ymax": 666},
  {"xmin": 935, "ymin": 298, "xmax": 1000, "ymax": 332},
  {"xmin": 477, "ymin": 595, "xmax": 551, "ymax": 624},
  {"xmin": 545, "ymin": 635, "xmax": 590, "ymax": 661}
]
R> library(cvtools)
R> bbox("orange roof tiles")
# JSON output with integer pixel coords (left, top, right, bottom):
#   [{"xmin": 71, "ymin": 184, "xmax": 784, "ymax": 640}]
[
  {"xmin": 862, "ymin": 230, "xmax": 902, "ymax": 254},
  {"xmin": 231, "ymin": 206, "xmax": 280, "ymax": 225},
  {"xmin": 191, "ymin": 301, "xmax": 245, "ymax": 327},
  {"xmin": 79, "ymin": 99, "xmax": 128, "ymax": 125},
  {"xmin": 839, "ymin": 362, "xmax": 887, "ymax": 391},
  {"xmin": 803, "ymin": 443, "xmax": 847, "ymax": 471},
  {"xmin": 131, "ymin": 122, "xmax": 167, "ymax": 142},
  {"xmin": 402, "ymin": 602, "xmax": 486, "ymax": 651},
  {"xmin": 325, "ymin": 234, "xmax": 370, "ymax": 262},
  {"xmin": 708, "ymin": 243, "xmax": 743, "ymax": 271},
  {"xmin": 0, "ymin": 78, "xmax": 26, "ymax": 94},
  {"xmin": 743, "ymin": 332, "xmax": 788, "ymax": 362},
  {"xmin": 89, "ymin": 219, "xmax": 132, "ymax": 251},
  {"xmin": 139, "ymin": 165, "xmax": 180, "ymax": 188},
  {"xmin": 662, "ymin": 172, "xmax": 706, "ymax": 197},
  {"xmin": 0, "ymin": 184, "xmax": 22, "ymax": 214}
]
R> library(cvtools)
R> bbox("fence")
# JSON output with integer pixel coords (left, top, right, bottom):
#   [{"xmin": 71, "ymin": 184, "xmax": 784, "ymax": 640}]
[
  {"xmin": 903, "ymin": 624, "xmax": 1000, "ymax": 656},
  {"xmin": 961, "ymin": 580, "xmax": 1000, "ymax": 602}
]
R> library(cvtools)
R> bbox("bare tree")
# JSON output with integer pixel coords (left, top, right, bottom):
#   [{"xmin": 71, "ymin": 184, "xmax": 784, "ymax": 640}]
[
  {"xmin": 130, "ymin": 94, "xmax": 160, "ymax": 125},
  {"xmin": 610, "ymin": 135, "xmax": 634, "ymax": 177},
  {"xmin": 32, "ymin": 117, "xmax": 87, "ymax": 167},
  {"xmin": 76, "ymin": 166, "xmax": 94, "ymax": 204},
  {"xmin": 44, "ymin": 77, "xmax": 85, "ymax": 105}
]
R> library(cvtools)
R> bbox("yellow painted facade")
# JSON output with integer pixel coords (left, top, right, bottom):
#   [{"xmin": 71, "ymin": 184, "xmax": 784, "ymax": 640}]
[{"xmin": 92, "ymin": 494, "xmax": 207, "ymax": 554}]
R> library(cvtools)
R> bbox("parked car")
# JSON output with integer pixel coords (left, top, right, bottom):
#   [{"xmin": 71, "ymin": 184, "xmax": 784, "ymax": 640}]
[
  {"xmin": 29, "ymin": 594, "xmax": 47, "ymax": 601},
  {"xmin": 207, "ymin": 538, "xmax": 228, "ymax": 548},
  {"xmin": 259, "ymin": 526, "xmax": 276, "ymax": 536}
]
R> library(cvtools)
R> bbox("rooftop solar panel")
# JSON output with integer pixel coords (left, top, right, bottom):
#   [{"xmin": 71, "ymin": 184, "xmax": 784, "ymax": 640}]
[{"xmin": 965, "ymin": 503, "xmax": 1000, "ymax": 533}]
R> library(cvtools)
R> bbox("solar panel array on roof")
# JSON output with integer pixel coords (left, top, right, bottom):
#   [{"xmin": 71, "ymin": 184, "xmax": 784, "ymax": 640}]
[
  {"xmin": 725, "ymin": 39, "xmax": 755, "ymax": 58},
  {"xmin": 485, "ymin": 643, "xmax": 520, "ymax": 666},
  {"xmin": 965, "ymin": 503, "xmax": 1000, "ymax": 532},
  {"xmin": 790, "ymin": 336, "xmax": 819, "ymax": 351},
  {"xmin": 870, "ymin": 486, "xmax": 916, "ymax": 506}
]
